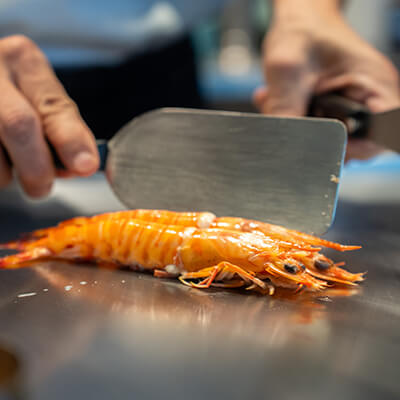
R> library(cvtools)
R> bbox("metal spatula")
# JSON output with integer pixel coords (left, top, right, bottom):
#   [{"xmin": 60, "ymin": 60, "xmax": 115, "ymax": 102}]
[
  {"xmin": 52, "ymin": 108, "xmax": 346, "ymax": 234},
  {"xmin": 84, "ymin": 108, "xmax": 346, "ymax": 235}
]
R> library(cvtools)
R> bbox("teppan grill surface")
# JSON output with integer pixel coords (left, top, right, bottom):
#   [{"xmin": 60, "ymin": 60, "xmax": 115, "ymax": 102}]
[{"xmin": 0, "ymin": 166, "xmax": 399, "ymax": 400}]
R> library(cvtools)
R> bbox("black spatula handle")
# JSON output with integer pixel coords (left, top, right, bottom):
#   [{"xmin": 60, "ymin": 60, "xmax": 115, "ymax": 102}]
[
  {"xmin": 309, "ymin": 94, "xmax": 371, "ymax": 138},
  {"xmin": 96, "ymin": 140, "xmax": 108, "ymax": 171}
]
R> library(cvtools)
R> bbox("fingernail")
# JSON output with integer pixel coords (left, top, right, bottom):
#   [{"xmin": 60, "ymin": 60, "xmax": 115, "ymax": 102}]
[{"xmin": 73, "ymin": 152, "xmax": 98, "ymax": 174}]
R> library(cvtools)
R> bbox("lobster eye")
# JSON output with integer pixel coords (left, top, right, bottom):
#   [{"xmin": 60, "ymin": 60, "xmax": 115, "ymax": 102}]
[
  {"xmin": 314, "ymin": 259, "xmax": 331, "ymax": 271},
  {"xmin": 284, "ymin": 264, "xmax": 299, "ymax": 274}
]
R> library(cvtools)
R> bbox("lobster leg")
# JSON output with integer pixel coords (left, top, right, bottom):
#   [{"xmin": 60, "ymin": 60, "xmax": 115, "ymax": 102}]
[
  {"xmin": 179, "ymin": 267, "xmax": 217, "ymax": 288},
  {"xmin": 179, "ymin": 261, "xmax": 268, "ymax": 290}
]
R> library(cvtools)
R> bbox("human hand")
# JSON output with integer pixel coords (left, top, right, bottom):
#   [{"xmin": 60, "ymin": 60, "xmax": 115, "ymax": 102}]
[
  {"xmin": 0, "ymin": 35, "xmax": 99, "ymax": 198},
  {"xmin": 254, "ymin": 0, "xmax": 400, "ymax": 160}
]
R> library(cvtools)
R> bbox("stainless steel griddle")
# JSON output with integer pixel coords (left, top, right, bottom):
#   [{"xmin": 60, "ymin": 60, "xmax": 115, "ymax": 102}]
[{"xmin": 0, "ymin": 168, "xmax": 399, "ymax": 400}]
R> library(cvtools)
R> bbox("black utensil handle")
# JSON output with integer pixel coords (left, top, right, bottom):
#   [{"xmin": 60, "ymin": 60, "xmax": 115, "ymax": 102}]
[
  {"xmin": 309, "ymin": 94, "xmax": 371, "ymax": 138},
  {"xmin": 97, "ymin": 140, "xmax": 108, "ymax": 171},
  {"xmin": 3, "ymin": 139, "xmax": 108, "ymax": 171}
]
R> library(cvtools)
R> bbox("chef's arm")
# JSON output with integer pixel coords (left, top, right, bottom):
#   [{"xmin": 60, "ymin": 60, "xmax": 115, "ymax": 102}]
[
  {"xmin": 255, "ymin": 0, "xmax": 400, "ymax": 116},
  {"xmin": 0, "ymin": 35, "xmax": 99, "ymax": 198}
]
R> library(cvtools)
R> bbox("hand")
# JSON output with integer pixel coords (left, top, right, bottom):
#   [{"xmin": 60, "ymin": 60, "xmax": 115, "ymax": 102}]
[
  {"xmin": 0, "ymin": 35, "xmax": 99, "ymax": 198},
  {"xmin": 254, "ymin": 1, "xmax": 400, "ymax": 160}
]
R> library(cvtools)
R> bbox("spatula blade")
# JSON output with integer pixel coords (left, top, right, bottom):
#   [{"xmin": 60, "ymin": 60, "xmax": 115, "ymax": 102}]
[{"xmin": 106, "ymin": 108, "xmax": 346, "ymax": 235}]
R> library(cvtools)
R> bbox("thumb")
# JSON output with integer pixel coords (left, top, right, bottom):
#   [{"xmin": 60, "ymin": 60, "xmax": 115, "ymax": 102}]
[
  {"xmin": 262, "ymin": 64, "xmax": 316, "ymax": 116},
  {"xmin": 261, "ymin": 38, "xmax": 317, "ymax": 116}
]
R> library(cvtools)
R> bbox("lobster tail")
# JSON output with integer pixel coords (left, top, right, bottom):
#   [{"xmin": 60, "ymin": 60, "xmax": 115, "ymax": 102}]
[{"xmin": 0, "ymin": 247, "xmax": 52, "ymax": 269}]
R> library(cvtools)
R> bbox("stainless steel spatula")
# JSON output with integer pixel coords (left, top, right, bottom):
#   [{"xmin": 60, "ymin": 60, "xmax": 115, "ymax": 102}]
[{"xmin": 90, "ymin": 108, "xmax": 346, "ymax": 235}]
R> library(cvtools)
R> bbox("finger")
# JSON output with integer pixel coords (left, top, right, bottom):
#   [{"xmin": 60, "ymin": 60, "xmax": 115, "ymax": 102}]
[
  {"xmin": 0, "ymin": 73, "xmax": 55, "ymax": 198},
  {"xmin": 3, "ymin": 36, "xmax": 99, "ymax": 175},
  {"xmin": 365, "ymin": 96, "xmax": 400, "ymax": 113},
  {"xmin": 315, "ymin": 73, "xmax": 400, "ymax": 112},
  {"xmin": 262, "ymin": 39, "xmax": 317, "ymax": 116},
  {"xmin": 252, "ymin": 87, "xmax": 268, "ymax": 111},
  {"xmin": 315, "ymin": 74, "xmax": 374, "ymax": 102},
  {"xmin": 264, "ymin": 69, "xmax": 315, "ymax": 116},
  {"xmin": 0, "ymin": 146, "xmax": 12, "ymax": 188}
]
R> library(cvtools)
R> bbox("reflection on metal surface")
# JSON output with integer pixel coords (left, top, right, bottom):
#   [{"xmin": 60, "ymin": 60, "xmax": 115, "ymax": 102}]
[{"xmin": 37, "ymin": 262, "xmax": 360, "ymax": 347}]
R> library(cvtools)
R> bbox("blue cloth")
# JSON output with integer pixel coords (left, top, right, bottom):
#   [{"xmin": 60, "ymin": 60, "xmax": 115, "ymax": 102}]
[{"xmin": 345, "ymin": 152, "xmax": 400, "ymax": 174}]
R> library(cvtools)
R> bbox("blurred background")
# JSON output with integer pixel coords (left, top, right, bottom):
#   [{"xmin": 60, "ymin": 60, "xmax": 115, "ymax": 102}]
[{"xmin": 192, "ymin": 0, "xmax": 399, "ymax": 111}]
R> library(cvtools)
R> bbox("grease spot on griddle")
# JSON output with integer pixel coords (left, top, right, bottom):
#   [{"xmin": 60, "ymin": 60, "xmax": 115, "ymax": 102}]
[{"xmin": 17, "ymin": 292, "xmax": 37, "ymax": 299}]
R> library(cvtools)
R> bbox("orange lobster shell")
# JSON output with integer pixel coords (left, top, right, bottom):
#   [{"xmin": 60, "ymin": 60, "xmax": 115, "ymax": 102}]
[{"xmin": 0, "ymin": 210, "xmax": 364, "ymax": 295}]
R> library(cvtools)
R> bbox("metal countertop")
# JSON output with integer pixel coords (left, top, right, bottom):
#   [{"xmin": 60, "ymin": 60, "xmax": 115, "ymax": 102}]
[{"xmin": 0, "ymin": 164, "xmax": 399, "ymax": 400}]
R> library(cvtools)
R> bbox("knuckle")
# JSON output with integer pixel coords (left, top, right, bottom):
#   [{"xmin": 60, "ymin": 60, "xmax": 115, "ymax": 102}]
[
  {"xmin": 2, "ymin": 109, "xmax": 38, "ymax": 145},
  {"xmin": 40, "ymin": 94, "xmax": 77, "ymax": 115},
  {"xmin": 0, "ymin": 35, "xmax": 37, "ymax": 61}
]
